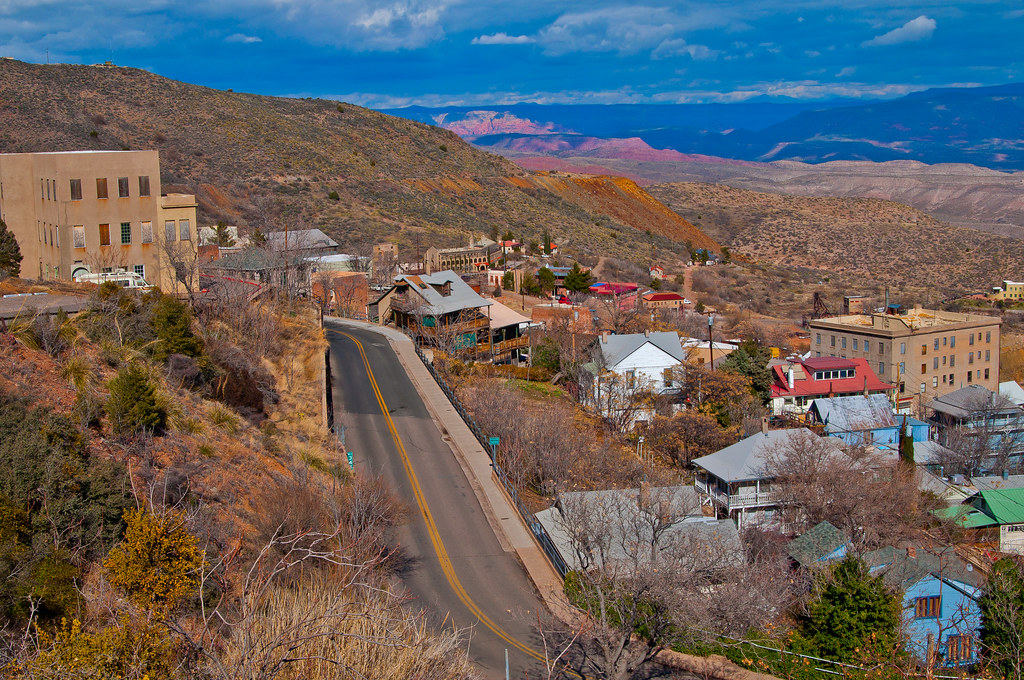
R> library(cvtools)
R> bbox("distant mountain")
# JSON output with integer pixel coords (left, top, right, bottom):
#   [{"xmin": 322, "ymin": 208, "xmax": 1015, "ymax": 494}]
[{"xmin": 384, "ymin": 84, "xmax": 1024, "ymax": 171}]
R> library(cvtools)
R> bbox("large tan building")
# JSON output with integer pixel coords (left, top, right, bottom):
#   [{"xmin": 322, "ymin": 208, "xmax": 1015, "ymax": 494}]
[
  {"xmin": 809, "ymin": 306, "xmax": 1001, "ymax": 410},
  {"xmin": 0, "ymin": 150, "xmax": 197, "ymax": 292}
]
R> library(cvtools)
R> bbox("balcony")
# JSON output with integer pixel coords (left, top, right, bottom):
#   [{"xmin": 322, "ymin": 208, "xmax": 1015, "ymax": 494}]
[
  {"xmin": 492, "ymin": 335, "xmax": 529, "ymax": 354},
  {"xmin": 696, "ymin": 479, "xmax": 778, "ymax": 511}
]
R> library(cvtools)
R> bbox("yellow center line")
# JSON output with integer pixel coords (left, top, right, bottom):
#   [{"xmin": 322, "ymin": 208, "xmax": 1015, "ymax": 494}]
[{"xmin": 332, "ymin": 329, "xmax": 549, "ymax": 664}]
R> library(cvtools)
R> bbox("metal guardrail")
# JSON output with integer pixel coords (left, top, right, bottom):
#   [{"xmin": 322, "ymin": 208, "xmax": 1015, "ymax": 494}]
[{"xmin": 413, "ymin": 344, "xmax": 570, "ymax": 578}]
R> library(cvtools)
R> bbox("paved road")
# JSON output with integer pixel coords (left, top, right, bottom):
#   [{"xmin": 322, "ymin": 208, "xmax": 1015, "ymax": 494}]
[{"xmin": 326, "ymin": 323, "xmax": 550, "ymax": 679}]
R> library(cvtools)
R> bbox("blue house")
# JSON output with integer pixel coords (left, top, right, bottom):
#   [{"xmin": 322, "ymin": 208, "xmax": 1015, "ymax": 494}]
[
  {"xmin": 809, "ymin": 394, "xmax": 929, "ymax": 450},
  {"xmin": 865, "ymin": 547, "xmax": 984, "ymax": 667},
  {"xmin": 787, "ymin": 521, "xmax": 848, "ymax": 569}
]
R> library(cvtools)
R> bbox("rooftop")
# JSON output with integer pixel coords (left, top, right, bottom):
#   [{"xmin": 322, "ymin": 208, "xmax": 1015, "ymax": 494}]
[
  {"xmin": 809, "ymin": 394, "xmax": 896, "ymax": 434},
  {"xmin": 264, "ymin": 229, "xmax": 338, "ymax": 251},
  {"xmin": 394, "ymin": 270, "xmax": 493, "ymax": 316},
  {"xmin": 772, "ymin": 357, "xmax": 893, "ymax": 400},
  {"xmin": 810, "ymin": 306, "xmax": 999, "ymax": 333},
  {"xmin": 787, "ymin": 521, "xmax": 847, "ymax": 569},
  {"xmin": 928, "ymin": 384, "xmax": 1020, "ymax": 419},
  {"xmin": 596, "ymin": 331, "xmax": 687, "ymax": 368},
  {"xmin": 693, "ymin": 428, "xmax": 842, "ymax": 483}
]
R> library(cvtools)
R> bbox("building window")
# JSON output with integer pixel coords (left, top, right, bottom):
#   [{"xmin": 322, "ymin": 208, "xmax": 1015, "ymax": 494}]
[
  {"xmin": 969, "ymin": 354, "xmax": 974, "ymax": 365},
  {"xmin": 934, "ymin": 357, "xmax": 939, "ymax": 370},
  {"xmin": 920, "ymin": 383, "xmax": 926, "ymax": 393},
  {"xmin": 933, "ymin": 376, "xmax": 939, "ymax": 388},
  {"xmin": 922, "ymin": 344, "xmax": 927, "ymax": 355},
  {"xmin": 141, "ymin": 221, "xmax": 153, "ymax": 244},
  {"xmin": 96, "ymin": 178, "xmax": 108, "ymax": 199},
  {"xmin": 120, "ymin": 222, "xmax": 131, "ymax": 245},
  {"xmin": 968, "ymin": 371, "xmax": 973, "ymax": 383},
  {"xmin": 69, "ymin": 179, "xmax": 82, "ymax": 201},
  {"xmin": 54, "ymin": 227, "xmax": 59, "ymax": 248},
  {"xmin": 916, "ymin": 596, "xmax": 940, "ymax": 618},
  {"xmin": 899, "ymin": 362, "xmax": 905, "ymax": 374},
  {"xmin": 831, "ymin": 335, "xmax": 836, "ymax": 347},
  {"xmin": 864, "ymin": 340, "xmax": 870, "ymax": 352},
  {"xmin": 879, "ymin": 362, "xmax": 885, "ymax": 375},
  {"xmin": 165, "ymin": 220, "xmax": 177, "ymax": 242},
  {"xmin": 138, "ymin": 176, "xmax": 150, "ymax": 197},
  {"xmin": 943, "ymin": 337, "xmax": 948, "ymax": 346},
  {"xmin": 117, "ymin": 177, "xmax": 129, "ymax": 198},
  {"xmin": 949, "ymin": 373, "xmax": 954, "ymax": 384},
  {"xmin": 46, "ymin": 179, "xmax": 50, "ymax": 200},
  {"xmin": 878, "ymin": 342, "xmax": 884, "ymax": 354},
  {"xmin": 970, "ymin": 334, "xmax": 975, "ymax": 346},
  {"xmin": 134, "ymin": 265, "xmax": 145, "ymax": 278},
  {"xmin": 922, "ymin": 363, "xmax": 927, "ymax": 374},
  {"xmin": 987, "ymin": 331, "xmax": 992, "ymax": 343},
  {"xmin": 934, "ymin": 338, "xmax": 940, "ymax": 350},
  {"xmin": 986, "ymin": 350, "xmax": 991, "ymax": 362},
  {"xmin": 946, "ymin": 635, "xmax": 972, "ymax": 663},
  {"xmin": 853, "ymin": 339, "xmax": 859, "ymax": 351},
  {"xmin": 900, "ymin": 382, "xmax": 906, "ymax": 393},
  {"xmin": 986, "ymin": 368, "xmax": 991, "ymax": 381},
  {"xmin": 951, "ymin": 336, "xmax": 956, "ymax": 348},
  {"xmin": 72, "ymin": 225, "xmax": 85, "ymax": 249},
  {"xmin": 99, "ymin": 224, "xmax": 110, "ymax": 246},
  {"xmin": 900, "ymin": 342, "xmax": 906, "ymax": 355},
  {"xmin": 841, "ymin": 337, "xmax": 847, "ymax": 349},
  {"xmin": 816, "ymin": 333, "xmax": 821, "ymax": 345},
  {"xmin": 179, "ymin": 219, "xmax": 191, "ymax": 241}
]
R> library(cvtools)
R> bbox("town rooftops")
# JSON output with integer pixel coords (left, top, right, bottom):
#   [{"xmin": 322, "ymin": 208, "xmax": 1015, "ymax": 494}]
[
  {"xmin": 787, "ymin": 521, "xmax": 847, "ymax": 569},
  {"xmin": 928, "ymin": 384, "xmax": 1020, "ymax": 420},
  {"xmin": 809, "ymin": 306, "xmax": 1000, "ymax": 334},
  {"xmin": 809, "ymin": 394, "xmax": 896, "ymax": 434},
  {"xmin": 1000, "ymin": 381, "xmax": 1024, "ymax": 407},
  {"xmin": 596, "ymin": 331, "xmax": 687, "ymax": 368},
  {"xmin": 864, "ymin": 546, "xmax": 985, "ymax": 592},
  {"xmin": 590, "ymin": 282, "xmax": 639, "ymax": 295},
  {"xmin": 487, "ymin": 299, "xmax": 530, "ymax": 330},
  {"xmin": 642, "ymin": 292, "xmax": 686, "ymax": 302},
  {"xmin": 264, "ymin": 228, "xmax": 339, "ymax": 251},
  {"xmin": 692, "ymin": 428, "xmax": 840, "ymax": 483},
  {"xmin": 772, "ymin": 357, "xmax": 892, "ymax": 400},
  {"xmin": 393, "ymin": 270, "xmax": 493, "ymax": 316}
]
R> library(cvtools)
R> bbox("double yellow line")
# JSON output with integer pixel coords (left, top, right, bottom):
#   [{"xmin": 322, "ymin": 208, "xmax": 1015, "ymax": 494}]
[{"xmin": 334, "ymin": 329, "xmax": 548, "ymax": 664}]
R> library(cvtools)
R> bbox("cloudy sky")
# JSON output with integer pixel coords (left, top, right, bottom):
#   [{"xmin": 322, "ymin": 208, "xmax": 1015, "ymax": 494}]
[{"xmin": 0, "ymin": 1, "xmax": 1020, "ymax": 108}]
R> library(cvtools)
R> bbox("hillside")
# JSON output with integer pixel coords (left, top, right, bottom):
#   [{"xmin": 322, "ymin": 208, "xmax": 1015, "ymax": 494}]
[
  {"xmin": 649, "ymin": 182, "xmax": 1024, "ymax": 297},
  {"xmin": 0, "ymin": 59, "xmax": 715, "ymax": 264}
]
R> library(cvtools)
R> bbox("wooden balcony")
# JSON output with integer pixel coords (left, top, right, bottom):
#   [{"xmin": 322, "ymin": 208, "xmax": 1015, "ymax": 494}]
[{"xmin": 492, "ymin": 335, "xmax": 529, "ymax": 354}]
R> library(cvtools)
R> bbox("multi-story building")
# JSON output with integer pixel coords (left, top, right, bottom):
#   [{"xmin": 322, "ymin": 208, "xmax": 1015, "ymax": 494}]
[
  {"xmin": 990, "ymin": 280, "xmax": 1024, "ymax": 301},
  {"xmin": 809, "ymin": 307, "xmax": 1001, "ymax": 411},
  {"xmin": 0, "ymin": 150, "xmax": 196, "ymax": 292},
  {"xmin": 423, "ymin": 238, "xmax": 501, "ymax": 274}
]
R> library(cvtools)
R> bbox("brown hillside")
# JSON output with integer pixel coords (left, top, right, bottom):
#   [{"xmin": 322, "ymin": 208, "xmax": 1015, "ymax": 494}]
[
  {"xmin": 521, "ymin": 174, "xmax": 720, "ymax": 253},
  {"xmin": 0, "ymin": 59, "xmax": 716, "ymax": 265},
  {"xmin": 650, "ymin": 182, "xmax": 1024, "ymax": 297}
]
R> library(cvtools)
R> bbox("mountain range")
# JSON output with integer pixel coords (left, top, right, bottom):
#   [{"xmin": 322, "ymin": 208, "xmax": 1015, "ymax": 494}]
[{"xmin": 384, "ymin": 83, "xmax": 1024, "ymax": 171}]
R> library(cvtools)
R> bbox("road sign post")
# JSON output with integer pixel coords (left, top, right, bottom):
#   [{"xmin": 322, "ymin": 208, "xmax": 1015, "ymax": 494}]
[
  {"xmin": 488, "ymin": 436, "xmax": 500, "ymax": 464},
  {"xmin": 347, "ymin": 451, "xmax": 354, "ymax": 470}
]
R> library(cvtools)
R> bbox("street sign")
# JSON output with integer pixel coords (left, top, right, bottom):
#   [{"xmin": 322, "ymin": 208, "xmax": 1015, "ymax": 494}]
[
  {"xmin": 489, "ymin": 436, "xmax": 500, "ymax": 446},
  {"xmin": 347, "ymin": 451, "xmax": 354, "ymax": 469}
]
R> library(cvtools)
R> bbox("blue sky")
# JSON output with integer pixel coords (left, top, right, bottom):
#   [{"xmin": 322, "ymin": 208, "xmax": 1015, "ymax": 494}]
[{"xmin": 0, "ymin": 1, "xmax": 1021, "ymax": 108}]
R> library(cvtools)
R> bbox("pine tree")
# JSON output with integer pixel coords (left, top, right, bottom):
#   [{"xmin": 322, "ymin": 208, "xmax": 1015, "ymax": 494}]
[
  {"xmin": 980, "ymin": 558, "xmax": 1024, "ymax": 679},
  {"xmin": 563, "ymin": 262, "xmax": 594, "ymax": 293},
  {"xmin": 0, "ymin": 218, "xmax": 22, "ymax": 278}
]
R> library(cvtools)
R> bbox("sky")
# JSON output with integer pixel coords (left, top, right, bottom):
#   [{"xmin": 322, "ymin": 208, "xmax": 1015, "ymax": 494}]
[{"xmin": 0, "ymin": 1, "xmax": 1021, "ymax": 108}]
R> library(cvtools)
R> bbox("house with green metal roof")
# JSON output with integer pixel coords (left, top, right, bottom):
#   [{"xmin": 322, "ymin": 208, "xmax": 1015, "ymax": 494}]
[
  {"xmin": 936, "ymin": 487, "xmax": 1024, "ymax": 554},
  {"xmin": 787, "ymin": 521, "xmax": 848, "ymax": 569}
]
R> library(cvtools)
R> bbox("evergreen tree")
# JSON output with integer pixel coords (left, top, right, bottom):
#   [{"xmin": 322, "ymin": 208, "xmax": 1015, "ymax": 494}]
[
  {"xmin": 898, "ymin": 416, "xmax": 915, "ymax": 466},
  {"xmin": 537, "ymin": 266, "xmax": 556, "ymax": 293},
  {"xmin": 213, "ymin": 221, "xmax": 236, "ymax": 247},
  {"xmin": 106, "ymin": 364, "xmax": 166, "ymax": 435},
  {"xmin": 799, "ymin": 556, "xmax": 901, "ymax": 663},
  {"xmin": 719, "ymin": 340, "xmax": 773, "ymax": 404},
  {"xmin": 563, "ymin": 262, "xmax": 594, "ymax": 293},
  {"xmin": 542, "ymin": 229, "xmax": 551, "ymax": 255},
  {"xmin": 980, "ymin": 558, "xmax": 1024, "ymax": 679},
  {"xmin": 0, "ymin": 218, "xmax": 22, "ymax": 278},
  {"xmin": 501, "ymin": 270, "xmax": 516, "ymax": 291},
  {"xmin": 150, "ymin": 294, "xmax": 204, "ymax": 360}
]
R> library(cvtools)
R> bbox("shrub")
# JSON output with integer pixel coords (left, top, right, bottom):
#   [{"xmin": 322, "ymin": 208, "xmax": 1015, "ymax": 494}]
[
  {"xmin": 150, "ymin": 294, "xmax": 203, "ymax": 361},
  {"xmin": 0, "ymin": 218, "xmax": 22, "ymax": 278},
  {"xmin": 106, "ymin": 364, "xmax": 166, "ymax": 435},
  {"xmin": 328, "ymin": 190, "xmax": 340, "ymax": 200},
  {"xmin": 104, "ymin": 508, "xmax": 202, "ymax": 613},
  {"xmin": 209, "ymin": 404, "xmax": 240, "ymax": 434}
]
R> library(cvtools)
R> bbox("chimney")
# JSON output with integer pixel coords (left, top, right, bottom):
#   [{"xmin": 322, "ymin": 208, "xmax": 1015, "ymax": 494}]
[
  {"xmin": 788, "ymin": 367, "xmax": 795, "ymax": 391},
  {"xmin": 644, "ymin": 329, "xmax": 650, "ymax": 338},
  {"xmin": 601, "ymin": 330, "xmax": 610, "ymax": 343},
  {"xmin": 864, "ymin": 375, "xmax": 869, "ymax": 398},
  {"xmin": 1004, "ymin": 469, "xmax": 1010, "ymax": 480},
  {"xmin": 761, "ymin": 416, "xmax": 769, "ymax": 436}
]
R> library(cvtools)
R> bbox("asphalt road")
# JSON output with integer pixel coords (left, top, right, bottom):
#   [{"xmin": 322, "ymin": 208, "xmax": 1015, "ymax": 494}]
[{"xmin": 326, "ymin": 323, "xmax": 550, "ymax": 679}]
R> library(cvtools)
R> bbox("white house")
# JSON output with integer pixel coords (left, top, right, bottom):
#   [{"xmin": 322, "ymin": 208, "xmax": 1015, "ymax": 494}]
[{"xmin": 583, "ymin": 331, "xmax": 687, "ymax": 427}]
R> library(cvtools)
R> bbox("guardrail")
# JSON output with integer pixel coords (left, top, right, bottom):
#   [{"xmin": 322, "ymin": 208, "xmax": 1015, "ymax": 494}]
[{"xmin": 413, "ymin": 344, "xmax": 569, "ymax": 578}]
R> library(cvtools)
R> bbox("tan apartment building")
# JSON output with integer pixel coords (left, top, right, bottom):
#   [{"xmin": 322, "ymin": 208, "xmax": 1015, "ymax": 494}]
[
  {"xmin": 0, "ymin": 150, "xmax": 197, "ymax": 292},
  {"xmin": 809, "ymin": 306, "xmax": 1001, "ymax": 411},
  {"xmin": 990, "ymin": 280, "xmax": 1024, "ymax": 301}
]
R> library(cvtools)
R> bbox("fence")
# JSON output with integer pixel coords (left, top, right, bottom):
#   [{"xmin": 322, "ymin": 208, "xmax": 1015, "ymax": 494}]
[{"xmin": 413, "ymin": 345, "xmax": 570, "ymax": 578}]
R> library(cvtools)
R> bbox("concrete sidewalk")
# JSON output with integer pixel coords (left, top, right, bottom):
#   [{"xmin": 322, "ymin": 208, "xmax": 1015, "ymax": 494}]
[{"xmin": 327, "ymin": 318, "xmax": 571, "ymax": 619}]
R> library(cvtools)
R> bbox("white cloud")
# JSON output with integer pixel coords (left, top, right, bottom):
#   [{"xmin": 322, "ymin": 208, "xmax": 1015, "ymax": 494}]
[
  {"xmin": 226, "ymin": 33, "xmax": 261, "ymax": 43},
  {"xmin": 836, "ymin": 66, "xmax": 855, "ymax": 77},
  {"xmin": 651, "ymin": 38, "xmax": 717, "ymax": 61},
  {"xmin": 471, "ymin": 32, "xmax": 532, "ymax": 45},
  {"xmin": 862, "ymin": 15, "xmax": 936, "ymax": 47}
]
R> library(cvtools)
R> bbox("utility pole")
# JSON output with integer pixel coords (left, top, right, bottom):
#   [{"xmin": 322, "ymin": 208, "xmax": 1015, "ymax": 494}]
[{"xmin": 707, "ymin": 313, "xmax": 714, "ymax": 370}]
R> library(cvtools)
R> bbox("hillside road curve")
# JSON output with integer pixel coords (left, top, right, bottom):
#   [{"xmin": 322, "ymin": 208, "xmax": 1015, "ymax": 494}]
[{"xmin": 325, "ymin": 320, "xmax": 554, "ymax": 679}]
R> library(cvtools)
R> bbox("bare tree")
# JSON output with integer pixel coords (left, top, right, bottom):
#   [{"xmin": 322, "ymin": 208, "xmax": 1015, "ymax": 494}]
[{"xmin": 158, "ymin": 236, "xmax": 199, "ymax": 300}]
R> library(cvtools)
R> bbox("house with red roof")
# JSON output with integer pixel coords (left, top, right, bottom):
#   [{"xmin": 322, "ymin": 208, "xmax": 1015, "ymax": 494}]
[
  {"xmin": 771, "ymin": 356, "xmax": 895, "ymax": 416},
  {"xmin": 642, "ymin": 291, "xmax": 688, "ymax": 311}
]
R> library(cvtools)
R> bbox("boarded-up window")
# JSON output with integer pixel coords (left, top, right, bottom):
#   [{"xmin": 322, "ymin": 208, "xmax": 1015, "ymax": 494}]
[
  {"xmin": 165, "ymin": 220, "xmax": 177, "ymax": 242},
  {"xmin": 96, "ymin": 178, "xmax": 108, "ymax": 199},
  {"xmin": 141, "ymin": 221, "xmax": 153, "ymax": 244},
  {"xmin": 99, "ymin": 224, "xmax": 110, "ymax": 246},
  {"xmin": 946, "ymin": 635, "xmax": 972, "ymax": 662},
  {"xmin": 138, "ymin": 175, "xmax": 150, "ymax": 197},
  {"xmin": 70, "ymin": 179, "xmax": 82, "ymax": 201},
  {"xmin": 73, "ymin": 225, "xmax": 86, "ymax": 249},
  {"xmin": 118, "ymin": 177, "xmax": 129, "ymax": 197},
  {"xmin": 179, "ymin": 219, "xmax": 191, "ymax": 241}
]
